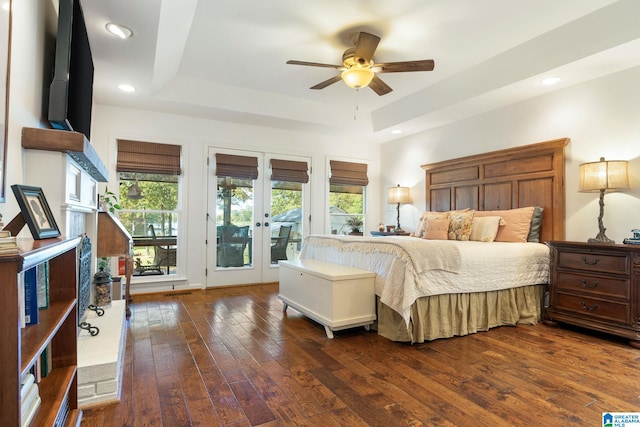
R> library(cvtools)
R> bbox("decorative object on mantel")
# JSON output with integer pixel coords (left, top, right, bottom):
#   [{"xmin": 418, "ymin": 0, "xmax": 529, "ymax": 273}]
[
  {"xmin": 579, "ymin": 157, "xmax": 629, "ymax": 243},
  {"xmin": 8, "ymin": 185, "xmax": 61, "ymax": 240},
  {"xmin": 388, "ymin": 184, "xmax": 411, "ymax": 233}
]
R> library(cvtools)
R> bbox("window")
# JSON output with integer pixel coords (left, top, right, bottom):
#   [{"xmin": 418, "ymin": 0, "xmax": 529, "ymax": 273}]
[
  {"xmin": 116, "ymin": 140, "xmax": 181, "ymax": 276},
  {"xmin": 329, "ymin": 160, "xmax": 368, "ymax": 235}
]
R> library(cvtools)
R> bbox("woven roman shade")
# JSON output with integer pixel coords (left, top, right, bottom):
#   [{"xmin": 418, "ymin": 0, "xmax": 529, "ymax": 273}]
[
  {"xmin": 116, "ymin": 140, "xmax": 181, "ymax": 175},
  {"xmin": 329, "ymin": 160, "xmax": 369, "ymax": 186},
  {"xmin": 270, "ymin": 159, "xmax": 309, "ymax": 183},
  {"xmin": 215, "ymin": 153, "xmax": 259, "ymax": 179}
]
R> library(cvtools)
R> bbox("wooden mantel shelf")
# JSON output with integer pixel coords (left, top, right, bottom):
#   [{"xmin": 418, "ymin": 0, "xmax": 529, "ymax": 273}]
[{"xmin": 21, "ymin": 127, "xmax": 109, "ymax": 182}]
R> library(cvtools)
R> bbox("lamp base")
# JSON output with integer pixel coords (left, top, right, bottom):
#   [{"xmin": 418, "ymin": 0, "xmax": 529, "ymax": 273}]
[{"xmin": 588, "ymin": 233, "xmax": 615, "ymax": 244}]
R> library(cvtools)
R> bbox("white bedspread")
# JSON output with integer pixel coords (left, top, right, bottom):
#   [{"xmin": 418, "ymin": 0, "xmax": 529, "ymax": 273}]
[{"xmin": 299, "ymin": 235, "xmax": 550, "ymax": 325}]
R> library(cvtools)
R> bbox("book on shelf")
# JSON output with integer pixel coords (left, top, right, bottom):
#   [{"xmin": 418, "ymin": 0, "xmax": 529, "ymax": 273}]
[
  {"xmin": 23, "ymin": 267, "xmax": 39, "ymax": 326},
  {"xmin": 18, "ymin": 271, "xmax": 25, "ymax": 328},
  {"xmin": 20, "ymin": 373, "xmax": 35, "ymax": 401},
  {"xmin": 37, "ymin": 261, "xmax": 49, "ymax": 309},
  {"xmin": 22, "ymin": 395, "xmax": 41, "ymax": 427},
  {"xmin": 0, "ymin": 230, "xmax": 19, "ymax": 254},
  {"xmin": 20, "ymin": 379, "xmax": 40, "ymax": 427}
]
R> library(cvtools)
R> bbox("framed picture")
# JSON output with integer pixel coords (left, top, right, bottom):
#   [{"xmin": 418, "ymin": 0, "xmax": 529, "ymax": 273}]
[{"xmin": 11, "ymin": 185, "xmax": 61, "ymax": 239}]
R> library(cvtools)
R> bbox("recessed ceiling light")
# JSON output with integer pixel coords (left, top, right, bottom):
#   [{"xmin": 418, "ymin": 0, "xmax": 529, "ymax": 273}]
[
  {"xmin": 105, "ymin": 22, "xmax": 133, "ymax": 39},
  {"xmin": 118, "ymin": 84, "xmax": 136, "ymax": 93},
  {"xmin": 541, "ymin": 76, "xmax": 561, "ymax": 86},
  {"xmin": 391, "ymin": 129, "xmax": 402, "ymax": 134}
]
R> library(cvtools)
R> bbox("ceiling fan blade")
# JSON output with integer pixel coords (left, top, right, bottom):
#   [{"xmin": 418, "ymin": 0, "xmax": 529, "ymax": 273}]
[
  {"xmin": 353, "ymin": 32, "xmax": 380, "ymax": 64},
  {"xmin": 286, "ymin": 60, "xmax": 341, "ymax": 69},
  {"xmin": 376, "ymin": 59, "xmax": 435, "ymax": 73},
  {"xmin": 310, "ymin": 74, "xmax": 343, "ymax": 90},
  {"xmin": 369, "ymin": 75, "xmax": 393, "ymax": 96}
]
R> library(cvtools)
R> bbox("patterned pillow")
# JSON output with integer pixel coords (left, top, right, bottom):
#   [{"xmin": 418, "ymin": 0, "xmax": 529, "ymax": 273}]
[
  {"xmin": 423, "ymin": 218, "xmax": 451, "ymax": 240},
  {"xmin": 469, "ymin": 216, "xmax": 506, "ymax": 242},
  {"xmin": 448, "ymin": 210, "xmax": 475, "ymax": 241},
  {"xmin": 416, "ymin": 211, "xmax": 449, "ymax": 238}
]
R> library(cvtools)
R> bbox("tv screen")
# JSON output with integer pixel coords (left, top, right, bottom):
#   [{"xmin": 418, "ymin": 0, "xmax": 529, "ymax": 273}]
[{"xmin": 48, "ymin": 0, "xmax": 94, "ymax": 140}]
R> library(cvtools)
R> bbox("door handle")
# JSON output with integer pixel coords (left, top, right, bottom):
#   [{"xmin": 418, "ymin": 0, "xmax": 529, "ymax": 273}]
[{"xmin": 256, "ymin": 222, "xmax": 261, "ymax": 227}]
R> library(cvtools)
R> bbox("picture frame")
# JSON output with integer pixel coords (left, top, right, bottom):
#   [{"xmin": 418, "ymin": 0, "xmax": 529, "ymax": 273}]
[{"xmin": 11, "ymin": 185, "xmax": 61, "ymax": 239}]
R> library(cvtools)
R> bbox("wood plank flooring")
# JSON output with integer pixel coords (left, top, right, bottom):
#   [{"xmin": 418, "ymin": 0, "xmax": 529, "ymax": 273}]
[{"xmin": 81, "ymin": 283, "xmax": 640, "ymax": 426}]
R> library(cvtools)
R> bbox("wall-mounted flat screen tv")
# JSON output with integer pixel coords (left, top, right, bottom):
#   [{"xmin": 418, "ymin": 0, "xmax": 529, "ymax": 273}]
[{"xmin": 48, "ymin": 0, "xmax": 94, "ymax": 140}]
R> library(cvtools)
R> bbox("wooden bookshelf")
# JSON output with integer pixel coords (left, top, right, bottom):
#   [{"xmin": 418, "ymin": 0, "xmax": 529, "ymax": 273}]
[{"xmin": 0, "ymin": 236, "xmax": 82, "ymax": 426}]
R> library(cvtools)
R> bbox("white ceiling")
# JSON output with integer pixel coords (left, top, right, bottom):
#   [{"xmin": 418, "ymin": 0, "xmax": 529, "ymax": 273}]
[{"xmin": 80, "ymin": 0, "xmax": 640, "ymax": 144}]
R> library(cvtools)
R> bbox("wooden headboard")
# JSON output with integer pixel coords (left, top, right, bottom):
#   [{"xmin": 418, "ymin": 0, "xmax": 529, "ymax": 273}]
[{"xmin": 421, "ymin": 138, "xmax": 569, "ymax": 242}]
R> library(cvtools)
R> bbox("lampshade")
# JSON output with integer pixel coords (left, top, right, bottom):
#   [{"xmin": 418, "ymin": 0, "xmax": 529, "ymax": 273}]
[
  {"xmin": 579, "ymin": 157, "xmax": 629, "ymax": 193},
  {"xmin": 388, "ymin": 185, "xmax": 411, "ymax": 204},
  {"xmin": 341, "ymin": 67, "xmax": 375, "ymax": 89}
]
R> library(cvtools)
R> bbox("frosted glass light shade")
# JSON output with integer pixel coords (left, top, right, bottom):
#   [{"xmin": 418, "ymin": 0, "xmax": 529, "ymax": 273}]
[
  {"xmin": 579, "ymin": 157, "xmax": 629, "ymax": 192},
  {"xmin": 341, "ymin": 67, "xmax": 375, "ymax": 89},
  {"xmin": 388, "ymin": 185, "xmax": 411, "ymax": 204}
]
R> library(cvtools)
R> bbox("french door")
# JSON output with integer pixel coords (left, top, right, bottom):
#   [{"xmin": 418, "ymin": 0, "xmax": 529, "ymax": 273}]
[{"xmin": 206, "ymin": 147, "xmax": 310, "ymax": 287}]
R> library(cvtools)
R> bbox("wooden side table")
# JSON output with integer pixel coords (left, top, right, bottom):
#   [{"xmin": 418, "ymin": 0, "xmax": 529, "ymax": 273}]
[{"xmin": 545, "ymin": 240, "xmax": 640, "ymax": 347}]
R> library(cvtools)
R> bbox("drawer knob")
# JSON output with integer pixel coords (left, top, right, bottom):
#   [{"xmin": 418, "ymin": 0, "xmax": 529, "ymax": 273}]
[
  {"xmin": 580, "ymin": 279, "xmax": 599, "ymax": 289},
  {"xmin": 580, "ymin": 301, "xmax": 599, "ymax": 312},
  {"xmin": 581, "ymin": 257, "xmax": 600, "ymax": 266}
]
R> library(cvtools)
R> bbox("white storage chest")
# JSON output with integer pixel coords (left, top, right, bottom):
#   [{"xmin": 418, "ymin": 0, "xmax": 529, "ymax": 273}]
[{"xmin": 278, "ymin": 259, "xmax": 376, "ymax": 338}]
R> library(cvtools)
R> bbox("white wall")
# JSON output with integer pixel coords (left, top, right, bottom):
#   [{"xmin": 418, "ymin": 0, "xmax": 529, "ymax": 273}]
[
  {"xmin": 2, "ymin": 0, "xmax": 56, "ymax": 224},
  {"xmin": 380, "ymin": 65, "xmax": 640, "ymax": 244},
  {"xmin": 90, "ymin": 104, "xmax": 381, "ymax": 289}
]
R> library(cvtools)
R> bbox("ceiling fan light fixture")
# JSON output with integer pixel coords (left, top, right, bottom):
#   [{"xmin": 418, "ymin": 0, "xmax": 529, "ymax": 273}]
[{"xmin": 341, "ymin": 67, "xmax": 375, "ymax": 89}]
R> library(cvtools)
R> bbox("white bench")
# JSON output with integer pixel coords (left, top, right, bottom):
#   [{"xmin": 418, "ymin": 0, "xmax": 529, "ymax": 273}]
[{"xmin": 278, "ymin": 259, "xmax": 376, "ymax": 338}]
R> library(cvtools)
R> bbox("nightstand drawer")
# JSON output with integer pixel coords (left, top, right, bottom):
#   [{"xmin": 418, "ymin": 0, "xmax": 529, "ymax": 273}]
[
  {"xmin": 556, "ymin": 272, "xmax": 630, "ymax": 299},
  {"xmin": 555, "ymin": 293, "xmax": 629, "ymax": 324},
  {"xmin": 557, "ymin": 250, "xmax": 629, "ymax": 275}
]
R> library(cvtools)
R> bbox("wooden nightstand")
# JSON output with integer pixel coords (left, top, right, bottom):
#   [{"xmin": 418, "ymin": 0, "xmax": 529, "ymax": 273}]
[{"xmin": 545, "ymin": 241, "xmax": 640, "ymax": 347}]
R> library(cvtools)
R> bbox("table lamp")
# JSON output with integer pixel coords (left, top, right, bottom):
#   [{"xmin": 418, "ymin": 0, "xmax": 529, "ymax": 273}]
[
  {"xmin": 579, "ymin": 157, "xmax": 629, "ymax": 243},
  {"xmin": 388, "ymin": 184, "xmax": 411, "ymax": 233}
]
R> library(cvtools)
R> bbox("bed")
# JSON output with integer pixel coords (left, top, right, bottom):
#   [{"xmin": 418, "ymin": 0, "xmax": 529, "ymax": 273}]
[{"xmin": 300, "ymin": 138, "xmax": 569, "ymax": 343}]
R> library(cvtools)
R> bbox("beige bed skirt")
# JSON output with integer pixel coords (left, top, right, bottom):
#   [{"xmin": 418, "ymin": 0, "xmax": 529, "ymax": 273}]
[{"xmin": 376, "ymin": 284, "xmax": 546, "ymax": 343}]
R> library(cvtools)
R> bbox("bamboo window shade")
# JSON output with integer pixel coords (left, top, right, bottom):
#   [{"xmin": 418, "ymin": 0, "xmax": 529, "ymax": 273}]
[
  {"xmin": 270, "ymin": 159, "xmax": 309, "ymax": 183},
  {"xmin": 215, "ymin": 153, "xmax": 259, "ymax": 180},
  {"xmin": 116, "ymin": 140, "xmax": 182, "ymax": 175},
  {"xmin": 329, "ymin": 160, "xmax": 369, "ymax": 186}
]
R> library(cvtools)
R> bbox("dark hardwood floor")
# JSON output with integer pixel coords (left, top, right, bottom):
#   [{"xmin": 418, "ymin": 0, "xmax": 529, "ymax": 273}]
[{"xmin": 81, "ymin": 283, "xmax": 640, "ymax": 426}]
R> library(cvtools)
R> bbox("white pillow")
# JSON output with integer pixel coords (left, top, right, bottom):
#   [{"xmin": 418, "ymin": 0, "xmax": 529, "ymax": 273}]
[{"xmin": 469, "ymin": 216, "xmax": 505, "ymax": 242}]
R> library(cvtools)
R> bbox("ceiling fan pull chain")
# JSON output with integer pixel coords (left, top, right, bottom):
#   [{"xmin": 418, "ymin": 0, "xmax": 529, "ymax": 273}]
[{"xmin": 353, "ymin": 89, "xmax": 360, "ymax": 120}]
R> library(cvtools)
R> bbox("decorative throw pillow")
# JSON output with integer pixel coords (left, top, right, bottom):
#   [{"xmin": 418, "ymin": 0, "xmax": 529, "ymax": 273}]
[
  {"xmin": 527, "ymin": 206, "xmax": 544, "ymax": 242},
  {"xmin": 416, "ymin": 211, "xmax": 449, "ymax": 238},
  {"xmin": 475, "ymin": 207, "xmax": 535, "ymax": 242},
  {"xmin": 447, "ymin": 210, "xmax": 475, "ymax": 241},
  {"xmin": 469, "ymin": 216, "xmax": 505, "ymax": 242},
  {"xmin": 423, "ymin": 218, "xmax": 451, "ymax": 240}
]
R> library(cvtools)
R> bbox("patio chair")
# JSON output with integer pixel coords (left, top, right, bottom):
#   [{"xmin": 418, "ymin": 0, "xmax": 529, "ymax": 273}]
[
  {"xmin": 271, "ymin": 225, "xmax": 292, "ymax": 263},
  {"xmin": 217, "ymin": 224, "xmax": 250, "ymax": 267}
]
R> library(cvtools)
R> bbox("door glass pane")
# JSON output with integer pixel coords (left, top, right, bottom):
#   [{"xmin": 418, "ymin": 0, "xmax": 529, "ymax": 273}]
[
  {"xmin": 216, "ymin": 176, "xmax": 254, "ymax": 268},
  {"xmin": 270, "ymin": 181, "xmax": 303, "ymax": 264}
]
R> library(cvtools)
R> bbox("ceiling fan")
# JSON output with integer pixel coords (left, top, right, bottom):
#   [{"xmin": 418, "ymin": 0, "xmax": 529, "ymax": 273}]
[{"xmin": 286, "ymin": 32, "xmax": 435, "ymax": 96}]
